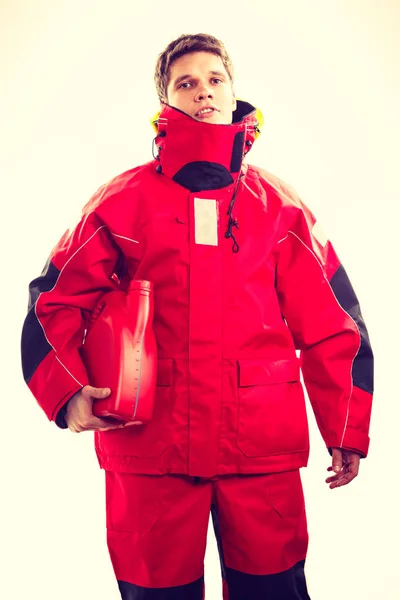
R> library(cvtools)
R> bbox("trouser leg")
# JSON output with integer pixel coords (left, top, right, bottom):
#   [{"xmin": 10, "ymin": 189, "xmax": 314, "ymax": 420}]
[
  {"xmin": 105, "ymin": 472, "xmax": 211, "ymax": 599},
  {"xmin": 211, "ymin": 470, "xmax": 311, "ymax": 600}
]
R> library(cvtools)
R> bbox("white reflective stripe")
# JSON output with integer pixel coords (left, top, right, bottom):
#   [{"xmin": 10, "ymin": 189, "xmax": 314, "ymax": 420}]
[
  {"xmin": 311, "ymin": 221, "xmax": 328, "ymax": 247},
  {"xmin": 33, "ymin": 303, "xmax": 84, "ymax": 387},
  {"xmin": 194, "ymin": 198, "xmax": 218, "ymax": 246},
  {"xmin": 55, "ymin": 356, "xmax": 83, "ymax": 386},
  {"xmin": 110, "ymin": 232, "xmax": 139, "ymax": 244},
  {"xmin": 34, "ymin": 224, "xmax": 108, "ymax": 386}
]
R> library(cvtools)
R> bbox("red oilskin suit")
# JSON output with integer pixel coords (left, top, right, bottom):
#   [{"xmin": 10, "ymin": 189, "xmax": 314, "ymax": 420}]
[{"xmin": 21, "ymin": 100, "xmax": 374, "ymax": 599}]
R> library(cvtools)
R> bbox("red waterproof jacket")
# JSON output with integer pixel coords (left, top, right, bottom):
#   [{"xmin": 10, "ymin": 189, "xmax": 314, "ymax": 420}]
[{"xmin": 21, "ymin": 100, "xmax": 374, "ymax": 477}]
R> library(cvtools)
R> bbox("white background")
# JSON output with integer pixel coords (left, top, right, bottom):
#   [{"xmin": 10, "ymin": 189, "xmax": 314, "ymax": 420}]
[{"xmin": 1, "ymin": 1, "xmax": 399, "ymax": 598}]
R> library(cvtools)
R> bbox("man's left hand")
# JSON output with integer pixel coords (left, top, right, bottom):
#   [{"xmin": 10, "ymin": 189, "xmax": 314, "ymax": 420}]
[{"xmin": 325, "ymin": 447, "xmax": 361, "ymax": 489}]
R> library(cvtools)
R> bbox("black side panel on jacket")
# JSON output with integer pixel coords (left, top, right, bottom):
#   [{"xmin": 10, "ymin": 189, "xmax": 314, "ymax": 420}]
[
  {"xmin": 330, "ymin": 264, "xmax": 374, "ymax": 394},
  {"xmin": 27, "ymin": 256, "xmax": 59, "ymax": 310},
  {"xmin": 21, "ymin": 258, "xmax": 60, "ymax": 383}
]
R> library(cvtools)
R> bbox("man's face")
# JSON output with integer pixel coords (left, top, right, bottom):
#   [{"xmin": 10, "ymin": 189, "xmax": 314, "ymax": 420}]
[{"xmin": 165, "ymin": 51, "xmax": 237, "ymax": 125}]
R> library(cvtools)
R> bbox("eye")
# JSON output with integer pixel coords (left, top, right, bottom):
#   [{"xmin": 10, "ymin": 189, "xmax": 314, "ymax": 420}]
[
  {"xmin": 212, "ymin": 78, "xmax": 223, "ymax": 84},
  {"xmin": 178, "ymin": 82, "xmax": 192, "ymax": 89}
]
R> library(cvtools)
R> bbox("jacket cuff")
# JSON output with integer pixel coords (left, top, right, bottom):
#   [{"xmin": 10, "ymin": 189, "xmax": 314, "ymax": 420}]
[
  {"xmin": 53, "ymin": 386, "xmax": 83, "ymax": 429},
  {"xmin": 327, "ymin": 427, "xmax": 370, "ymax": 458},
  {"xmin": 328, "ymin": 446, "xmax": 366, "ymax": 458},
  {"xmin": 28, "ymin": 350, "xmax": 89, "ymax": 425}
]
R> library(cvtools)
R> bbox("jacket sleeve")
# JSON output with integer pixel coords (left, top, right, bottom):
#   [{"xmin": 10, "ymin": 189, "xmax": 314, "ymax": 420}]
[
  {"xmin": 275, "ymin": 202, "xmax": 374, "ymax": 458},
  {"xmin": 21, "ymin": 211, "xmax": 123, "ymax": 429}
]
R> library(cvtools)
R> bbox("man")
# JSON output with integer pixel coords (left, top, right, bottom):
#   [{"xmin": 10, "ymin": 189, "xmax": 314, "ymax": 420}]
[{"xmin": 21, "ymin": 33, "xmax": 374, "ymax": 599}]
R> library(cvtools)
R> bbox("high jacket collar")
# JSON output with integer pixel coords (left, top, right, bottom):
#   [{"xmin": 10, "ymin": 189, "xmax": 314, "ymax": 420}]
[{"xmin": 151, "ymin": 100, "xmax": 262, "ymax": 192}]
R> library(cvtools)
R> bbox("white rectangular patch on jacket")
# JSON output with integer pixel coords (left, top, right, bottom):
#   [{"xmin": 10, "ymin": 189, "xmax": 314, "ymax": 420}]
[
  {"xmin": 194, "ymin": 198, "xmax": 218, "ymax": 246},
  {"xmin": 311, "ymin": 221, "xmax": 328, "ymax": 247}
]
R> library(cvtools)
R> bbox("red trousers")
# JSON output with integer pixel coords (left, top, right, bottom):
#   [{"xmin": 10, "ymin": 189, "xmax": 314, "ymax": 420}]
[{"xmin": 105, "ymin": 469, "xmax": 310, "ymax": 599}]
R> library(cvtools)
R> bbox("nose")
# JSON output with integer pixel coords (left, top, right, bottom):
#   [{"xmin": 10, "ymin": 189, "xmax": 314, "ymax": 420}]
[{"xmin": 195, "ymin": 84, "xmax": 213, "ymax": 102}]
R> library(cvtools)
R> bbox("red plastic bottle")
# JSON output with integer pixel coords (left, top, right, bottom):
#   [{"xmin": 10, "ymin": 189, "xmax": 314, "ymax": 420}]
[{"xmin": 80, "ymin": 280, "xmax": 157, "ymax": 423}]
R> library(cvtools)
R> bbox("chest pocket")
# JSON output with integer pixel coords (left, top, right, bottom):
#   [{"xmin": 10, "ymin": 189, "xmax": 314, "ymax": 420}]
[{"xmin": 236, "ymin": 358, "xmax": 309, "ymax": 458}]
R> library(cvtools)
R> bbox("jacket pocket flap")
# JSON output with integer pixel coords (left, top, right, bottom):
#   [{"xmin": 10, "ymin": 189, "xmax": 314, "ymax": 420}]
[
  {"xmin": 238, "ymin": 358, "xmax": 300, "ymax": 387},
  {"xmin": 156, "ymin": 358, "xmax": 174, "ymax": 386}
]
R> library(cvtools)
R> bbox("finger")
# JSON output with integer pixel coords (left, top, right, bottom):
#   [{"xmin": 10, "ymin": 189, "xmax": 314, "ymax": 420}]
[
  {"xmin": 87, "ymin": 417, "xmax": 144, "ymax": 431},
  {"xmin": 75, "ymin": 416, "xmax": 122, "ymax": 431},
  {"xmin": 327, "ymin": 465, "xmax": 345, "ymax": 473},
  {"xmin": 325, "ymin": 474, "xmax": 340, "ymax": 483},
  {"xmin": 329, "ymin": 470, "xmax": 358, "ymax": 489},
  {"xmin": 83, "ymin": 386, "xmax": 111, "ymax": 399},
  {"xmin": 329, "ymin": 475, "xmax": 354, "ymax": 488},
  {"xmin": 335, "ymin": 471, "xmax": 358, "ymax": 488},
  {"xmin": 97, "ymin": 420, "xmax": 143, "ymax": 431},
  {"xmin": 325, "ymin": 470, "xmax": 347, "ymax": 484},
  {"xmin": 325, "ymin": 461, "xmax": 351, "ymax": 484},
  {"xmin": 73, "ymin": 414, "xmax": 144, "ymax": 431},
  {"xmin": 331, "ymin": 447, "xmax": 343, "ymax": 473},
  {"xmin": 68, "ymin": 425, "xmax": 81, "ymax": 433},
  {"xmin": 326, "ymin": 470, "xmax": 347, "ymax": 486},
  {"xmin": 68, "ymin": 424, "xmax": 94, "ymax": 433},
  {"xmin": 97, "ymin": 425, "xmax": 125, "ymax": 431},
  {"xmin": 80, "ymin": 425, "xmax": 125, "ymax": 432},
  {"xmin": 93, "ymin": 422, "xmax": 125, "ymax": 431}
]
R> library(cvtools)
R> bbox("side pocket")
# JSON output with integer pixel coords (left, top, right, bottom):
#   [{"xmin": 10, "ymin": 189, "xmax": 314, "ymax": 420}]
[
  {"xmin": 268, "ymin": 469, "xmax": 305, "ymax": 518},
  {"xmin": 105, "ymin": 471, "xmax": 166, "ymax": 533},
  {"xmin": 236, "ymin": 358, "xmax": 309, "ymax": 458}
]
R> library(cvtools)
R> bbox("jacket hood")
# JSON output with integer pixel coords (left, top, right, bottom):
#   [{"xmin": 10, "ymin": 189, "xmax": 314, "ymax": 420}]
[{"xmin": 150, "ymin": 99, "xmax": 264, "ymax": 192}]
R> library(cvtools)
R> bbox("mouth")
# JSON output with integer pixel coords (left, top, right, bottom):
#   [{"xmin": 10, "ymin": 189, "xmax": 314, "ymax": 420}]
[{"xmin": 194, "ymin": 107, "xmax": 219, "ymax": 119}]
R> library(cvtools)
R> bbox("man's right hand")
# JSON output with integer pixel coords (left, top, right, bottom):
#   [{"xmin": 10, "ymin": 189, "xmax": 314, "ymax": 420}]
[{"xmin": 65, "ymin": 385, "xmax": 143, "ymax": 433}]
